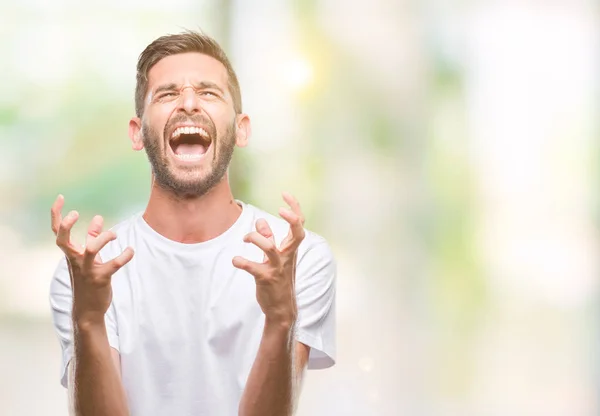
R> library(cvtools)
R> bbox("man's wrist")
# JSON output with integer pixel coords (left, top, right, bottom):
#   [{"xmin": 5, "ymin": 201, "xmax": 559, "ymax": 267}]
[
  {"xmin": 263, "ymin": 316, "xmax": 296, "ymax": 339},
  {"xmin": 72, "ymin": 311, "xmax": 106, "ymax": 334}
]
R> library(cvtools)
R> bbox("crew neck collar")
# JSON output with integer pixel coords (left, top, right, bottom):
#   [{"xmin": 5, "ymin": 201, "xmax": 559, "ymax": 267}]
[{"xmin": 136, "ymin": 200, "xmax": 249, "ymax": 251}]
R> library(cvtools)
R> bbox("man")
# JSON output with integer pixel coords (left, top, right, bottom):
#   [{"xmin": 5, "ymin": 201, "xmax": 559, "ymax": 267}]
[{"xmin": 49, "ymin": 31, "xmax": 336, "ymax": 416}]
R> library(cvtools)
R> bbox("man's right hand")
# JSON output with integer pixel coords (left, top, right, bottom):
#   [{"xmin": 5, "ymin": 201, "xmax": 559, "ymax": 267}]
[{"xmin": 51, "ymin": 194, "xmax": 134, "ymax": 327}]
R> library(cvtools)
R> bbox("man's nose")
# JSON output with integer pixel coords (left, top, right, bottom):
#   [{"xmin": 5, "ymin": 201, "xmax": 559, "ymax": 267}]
[{"xmin": 179, "ymin": 86, "xmax": 201, "ymax": 114}]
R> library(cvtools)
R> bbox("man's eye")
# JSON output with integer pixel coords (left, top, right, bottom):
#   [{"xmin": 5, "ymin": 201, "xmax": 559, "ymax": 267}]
[
  {"xmin": 159, "ymin": 92, "xmax": 177, "ymax": 99},
  {"xmin": 201, "ymin": 91, "xmax": 218, "ymax": 97}
]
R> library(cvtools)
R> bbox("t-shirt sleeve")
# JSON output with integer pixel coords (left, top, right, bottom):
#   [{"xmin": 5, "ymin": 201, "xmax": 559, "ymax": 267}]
[
  {"xmin": 49, "ymin": 256, "xmax": 120, "ymax": 388},
  {"xmin": 294, "ymin": 239, "xmax": 337, "ymax": 369}
]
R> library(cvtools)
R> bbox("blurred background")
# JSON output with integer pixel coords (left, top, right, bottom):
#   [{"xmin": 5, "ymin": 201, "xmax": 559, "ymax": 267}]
[{"xmin": 1, "ymin": 0, "xmax": 599, "ymax": 415}]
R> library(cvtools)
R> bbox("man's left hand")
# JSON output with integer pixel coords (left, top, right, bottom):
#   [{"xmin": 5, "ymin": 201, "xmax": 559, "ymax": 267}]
[{"xmin": 232, "ymin": 192, "xmax": 305, "ymax": 328}]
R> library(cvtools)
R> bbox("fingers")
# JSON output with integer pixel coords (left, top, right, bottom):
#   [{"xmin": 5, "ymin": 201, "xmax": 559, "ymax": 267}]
[
  {"xmin": 51, "ymin": 202, "xmax": 132, "ymax": 275},
  {"xmin": 282, "ymin": 192, "xmax": 305, "ymax": 225},
  {"xmin": 83, "ymin": 231, "xmax": 117, "ymax": 268},
  {"xmin": 281, "ymin": 193, "xmax": 306, "ymax": 248},
  {"xmin": 278, "ymin": 207, "xmax": 305, "ymax": 251},
  {"xmin": 232, "ymin": 256, "xmax": 264, "ymax": 276},
  {"xmin": 86, "ymin": 215, "xmax": 104, "ymax": 247},
  {"xmin": 105, "ymin": 247, "xmax": 135, "ymax": 274},
  {"xmin": 56, "ymin": 210, "xmax": 80, "ymax": 256},
  {"xmin": 243, "ymin": 231, "xmax": 280, "ymax": 264},
  {"xmin": 50, "ymin": 194, "xmax": 65, "ymax": 235},
  {"xmin": 256, "ymin": 218, "xmax": 274, "ymax": 240}
]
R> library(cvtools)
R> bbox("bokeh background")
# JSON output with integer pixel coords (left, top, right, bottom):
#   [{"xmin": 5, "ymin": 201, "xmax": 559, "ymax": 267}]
[{"xmin": 1, "ymin": 0, "xmax": 599, "ymax": 415}]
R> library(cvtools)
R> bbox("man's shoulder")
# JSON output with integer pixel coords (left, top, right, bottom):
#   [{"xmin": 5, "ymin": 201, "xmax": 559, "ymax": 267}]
[
  {"xmin": 108, "ymin": 212, "xmax": 142, "ymax": 235},
  {"xmin": 97, "ymin": 212, "xmax": 143, "ymax": 258},
  {"xmin": 102, "ymin": 212, "xmax": 143, "ymax": 242}
]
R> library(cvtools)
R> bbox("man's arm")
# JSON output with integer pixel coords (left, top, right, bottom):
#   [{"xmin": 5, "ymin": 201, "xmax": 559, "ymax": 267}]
[
  {"xmin": 238, "ymin": 333, "xmax": 310, "ymax": 416},
  {"xmin": 68, "ymin": 327, "xmax": 128, "ymax": 416},
  {"xmin": 238, "ymin": 322, "xmax": 295, "ymax": 416},
  {"xmin": 68, "ymin": 345, "xmax": 125, "ymax": 416},
  {"xmin": 293, "ymin": 342, "xmax": 311, "ymax": 412},
  {"xmin": 51, "ymin": 195, "xmax": 133, "ymax": 416},
  {"xmin": 233, "ymin": 193, "xmax": 309, "ymax": 416}
]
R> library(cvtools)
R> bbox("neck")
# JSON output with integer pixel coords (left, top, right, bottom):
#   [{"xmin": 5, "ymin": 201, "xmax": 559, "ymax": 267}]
[{"xmin": 143, "ymin": 174, "xmax": 242, "ymax": 244}]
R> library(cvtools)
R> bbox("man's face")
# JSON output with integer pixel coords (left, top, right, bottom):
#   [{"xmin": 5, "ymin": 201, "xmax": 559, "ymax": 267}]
[{"xmin": 137, "ymin": 52, "xmax": 242, "ymax": 197}]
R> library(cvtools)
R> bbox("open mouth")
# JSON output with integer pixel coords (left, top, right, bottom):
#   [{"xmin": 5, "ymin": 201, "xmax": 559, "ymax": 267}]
[{"xmin": 169, "ymin": 126, "xmax": 212, "ymax": 161}]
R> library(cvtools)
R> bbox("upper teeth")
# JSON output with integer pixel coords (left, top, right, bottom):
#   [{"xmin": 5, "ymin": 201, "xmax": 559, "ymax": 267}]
[{"xmin": 171, "ymin": 126, "xmax": 209, "ymax": 139}]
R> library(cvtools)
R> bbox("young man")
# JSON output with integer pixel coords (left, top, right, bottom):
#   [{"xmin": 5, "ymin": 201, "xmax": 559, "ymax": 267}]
[{"xmin": 49, "ymin": 31, "xmax": 336, "ymax": 416}]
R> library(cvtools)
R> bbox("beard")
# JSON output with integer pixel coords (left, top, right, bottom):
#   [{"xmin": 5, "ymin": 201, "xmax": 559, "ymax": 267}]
[{"xmin": 141, "ymin": 117, "xmax": 236, "ymax": 198}]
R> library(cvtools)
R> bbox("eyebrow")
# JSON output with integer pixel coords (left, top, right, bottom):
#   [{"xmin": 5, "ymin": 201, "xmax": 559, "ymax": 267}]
[
  {"xmin": 193, "ymin": 81, "xmax": 225, "ymax": 95},
  {"xmin": 153, "ymin": 83, "xmax": 179, "ymax": 95},
  {"xmin": 153, "ymin": 81, "xmax": 226, "ymax": 95}
]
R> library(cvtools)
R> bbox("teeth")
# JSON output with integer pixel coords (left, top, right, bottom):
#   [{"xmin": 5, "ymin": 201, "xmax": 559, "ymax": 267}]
[
  {"xmin": 175, "ymin": 153, "xmax": 203, "ymax": 160},
  {"xmin": 171, "ymin": 126, "xmax": 209, "ymax": 139}
]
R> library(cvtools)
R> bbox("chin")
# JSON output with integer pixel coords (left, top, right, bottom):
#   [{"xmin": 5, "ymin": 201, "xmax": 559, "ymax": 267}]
[{"xmin": 155, "ymin": 165, "xmax": 225, "ymax": 198}]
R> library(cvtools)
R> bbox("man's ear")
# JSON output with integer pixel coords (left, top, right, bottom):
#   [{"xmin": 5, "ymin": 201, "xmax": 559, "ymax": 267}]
[
  {"xmin": 235, "ymin": 114, "xmax": 251, "ymax": 148},
  {"xmin": 129, "ymin": 117, "xmax": 144, "ymax": 151}
]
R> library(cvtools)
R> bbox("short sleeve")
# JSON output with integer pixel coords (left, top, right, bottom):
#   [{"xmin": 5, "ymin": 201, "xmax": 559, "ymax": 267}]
[
  {"xmin": 294, "ymin": 239, "xmax": 337, "ymax": 369},
  {"xmin": 49, "ymin": 256, "xmax": 120, "ymax": 388}
]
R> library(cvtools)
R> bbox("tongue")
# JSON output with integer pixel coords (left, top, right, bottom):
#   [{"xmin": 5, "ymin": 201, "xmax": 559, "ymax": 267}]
[{"xmin": 174, "ymin": 143, "xmax": 206, "ymax": 155}]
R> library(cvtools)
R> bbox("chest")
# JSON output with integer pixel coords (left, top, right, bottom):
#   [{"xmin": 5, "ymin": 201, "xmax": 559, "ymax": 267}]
[{"xmin": 111, "ymin": 243, "xmax": 265, "ymax": 359}]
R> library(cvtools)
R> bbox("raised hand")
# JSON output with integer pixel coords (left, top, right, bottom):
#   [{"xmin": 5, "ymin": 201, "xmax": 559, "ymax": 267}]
[
  {"xmin": 232, "ymin": 192, "xmax": 306, "ymax": 327},
  {"xmin": 51, "ymin": 194, "xmax": 134, "ymax": 326}
]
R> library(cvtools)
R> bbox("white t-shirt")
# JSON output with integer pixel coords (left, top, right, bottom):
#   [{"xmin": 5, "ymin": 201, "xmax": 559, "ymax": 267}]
[{"xmin": 49, "ymin": 201, "xmax": 336, "ymax": 416}]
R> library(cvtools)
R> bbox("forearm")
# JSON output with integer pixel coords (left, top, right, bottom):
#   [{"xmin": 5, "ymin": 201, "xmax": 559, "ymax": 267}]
[
  {"xmin": 239, "ymin": 321, "xmax": 296, "ymax": 416},
  {"xmin": 72, "ymin": 321, "xmax": 129, "ymax": 416}
]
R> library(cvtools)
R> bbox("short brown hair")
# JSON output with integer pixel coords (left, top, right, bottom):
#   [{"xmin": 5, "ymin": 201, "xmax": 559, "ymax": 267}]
[{"xmin": 135, "ymin": 30, "xmax": 242, "ymax": 117}]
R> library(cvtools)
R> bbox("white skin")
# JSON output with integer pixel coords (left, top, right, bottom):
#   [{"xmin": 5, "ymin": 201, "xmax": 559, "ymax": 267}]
[{"xmin": 51, "ymin": 52, "xmax": 310, "ymax": 416}]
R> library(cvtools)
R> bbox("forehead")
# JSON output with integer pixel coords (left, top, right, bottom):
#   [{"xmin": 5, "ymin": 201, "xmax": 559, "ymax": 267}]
[{"xmin": 147, "ymin": 52, "xmax": 229, "ymax": 90}]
